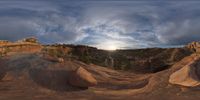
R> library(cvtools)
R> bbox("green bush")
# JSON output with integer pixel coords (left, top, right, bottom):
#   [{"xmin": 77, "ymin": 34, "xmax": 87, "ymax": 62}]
[{"xmin": 80, "ymin": 55, "xmax": 91, "ymax": 64}]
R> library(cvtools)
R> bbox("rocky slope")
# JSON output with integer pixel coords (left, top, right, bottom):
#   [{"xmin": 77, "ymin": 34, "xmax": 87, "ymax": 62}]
[
  {"xmin": 0, "ymin": 38, "xmax": 193, "ymax": 73},
  {"xmin": 45, "ymin": 45, "xmax": 192, "ymax": 73},
  {"xmin": 0, "ymin": 38, "xmax": 200, "ymax": 100},
  {"xmin": 1, "ymin": 51, "xmax": 200, "ymax": 100}
]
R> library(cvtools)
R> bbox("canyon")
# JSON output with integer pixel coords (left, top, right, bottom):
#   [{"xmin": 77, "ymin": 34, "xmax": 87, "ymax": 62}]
[{"xmin": 0, "ymin": 38, "xmax": 200, "ymax": 100}]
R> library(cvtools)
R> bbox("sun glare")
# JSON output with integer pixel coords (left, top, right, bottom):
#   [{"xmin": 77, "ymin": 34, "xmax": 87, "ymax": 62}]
[
  {"xmin": 98, "ymin": 41, "xmax": 121, "ymax": 51},
  {"xmin": 107, "ymin": 45, "xmax": 117, "ymax": 50}
]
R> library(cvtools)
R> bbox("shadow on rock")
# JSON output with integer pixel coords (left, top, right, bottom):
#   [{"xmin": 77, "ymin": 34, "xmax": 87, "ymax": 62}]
[
  {"xmin": 29, "ymin": 68, "xmax": 88, "ymax": 92},
  {"xmin": 0, "ymin": 59, "xmax": 8, "ymax": 80},
  {"xmin": 0, "ymin": 69, "xmax": 6, "ymax": 81},
  {"xmin": 97, "ymin": 79, "xmax": 149, "ymax": 90}
]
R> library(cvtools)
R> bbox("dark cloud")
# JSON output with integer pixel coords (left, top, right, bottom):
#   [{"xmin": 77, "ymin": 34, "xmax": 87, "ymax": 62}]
[{"xmin": 0, "ymin": 0, "xmax": 200, "ymax": 49}]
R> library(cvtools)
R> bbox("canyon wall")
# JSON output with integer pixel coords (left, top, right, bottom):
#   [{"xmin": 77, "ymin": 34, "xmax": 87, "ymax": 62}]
[
  {"xmin": 0, "ymin": 38, "xmax": 42, "ymax": 56},
  {"xmin": 0, "ymin": 37, "xmax": 194, "ymax": 73}
]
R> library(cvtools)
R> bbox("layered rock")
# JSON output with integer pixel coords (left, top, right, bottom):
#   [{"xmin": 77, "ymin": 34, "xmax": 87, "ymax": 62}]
[
  {"xmin": 0, "ymin": 40, "xmax": 11, "ymax": 45},
  {"xmin": 186, "ymin": 41, "xmax": 200, "ymax": 52},
  {"xmin": 69, "ymin": 67, "xmax": 97, "ymax": 88},
  {"xmin": 43, "ymin": 54, "xmax": 64, "ymax": 63},
  {"xmin": 169, "ymin": 56, "xmax": 200, "ymax": 87},
  {"xmin": 0, "ymin": 38, "xmax": 42, "ymax": 56},
  {"xmin": 17, "ymin": 37, "xmax": 39, "ymax": 43}
]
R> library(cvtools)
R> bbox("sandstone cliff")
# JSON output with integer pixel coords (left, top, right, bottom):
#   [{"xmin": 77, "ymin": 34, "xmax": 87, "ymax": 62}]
[{"xmin": 0, "ymin": 37, "xmax": 42, "ymax": 56}]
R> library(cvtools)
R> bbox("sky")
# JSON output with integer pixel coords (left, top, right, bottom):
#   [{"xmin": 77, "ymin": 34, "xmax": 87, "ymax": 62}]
[{"xmin": 0, "ymin": 0, "xmax": 200, "ymax": 50}]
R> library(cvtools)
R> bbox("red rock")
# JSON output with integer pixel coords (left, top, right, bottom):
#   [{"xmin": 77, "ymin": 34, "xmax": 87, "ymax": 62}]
[
  {"xmin": 169, "ymin": 56, "xmax": 200, "ymax": 87},
  {"xmin": 69, "ymin": 67, "xmax": 97, "ymax": 88}
]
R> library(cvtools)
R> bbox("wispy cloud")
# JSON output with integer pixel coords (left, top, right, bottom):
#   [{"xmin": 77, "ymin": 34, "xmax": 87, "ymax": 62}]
[{"xmin": 0, "ymin": 1, "xmax": 200, "ymax": 49}]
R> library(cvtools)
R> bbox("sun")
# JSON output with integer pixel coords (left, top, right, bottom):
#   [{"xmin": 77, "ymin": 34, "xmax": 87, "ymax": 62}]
[
  {"xmin": 97, "ymin": 41, "xmax": 119, "ymax": 50},
  {"xmin": 107, "ymin": 45, "xmax": 117, "ymax": 50}
]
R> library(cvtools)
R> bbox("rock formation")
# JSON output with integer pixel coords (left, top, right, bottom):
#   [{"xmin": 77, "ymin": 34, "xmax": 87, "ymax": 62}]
[
  {"xmin": 17, "ymin": 37, "xmax": 39, "ymax": 43},
  {"xmin": 42, "ymin": 54, "xmax": 64, "ymax": 63},
  {"xmin": 169, "ymin": 56, "xmax": 200, "ymax": 87},
  {"xmin": 186, "ymin": 41, "xmax": 200, "ymax": 52},
  {"xmin": 69, "ymin": 67, "xmax": 97, "ymax": 88},
  {"xmin": 0, "ymin": 40, "xmax": 11, "ymax": 45},
  {"xmin": 105, "ymin": 55, "xmax": 114, "ymax": 68},
  {"xmin": 1, "ymin": 38, "xmax": 200, "ymax": 99},
  {"xmin": 0, "ymin": 38, "xmax": 42, "ymax": 56}
]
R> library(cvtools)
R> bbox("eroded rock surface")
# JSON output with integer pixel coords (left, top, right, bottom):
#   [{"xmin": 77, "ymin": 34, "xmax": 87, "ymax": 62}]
[
  {"xmin": 69, "ymin": 67, "xmax": 97, "ymax": 88},
  {"xmin": 169, "ymin": 56, "xmax": 200, "ymax": 87},
  {"xmin": 186, "ymin": 41, "xmax": 200, "ymax": 52}
]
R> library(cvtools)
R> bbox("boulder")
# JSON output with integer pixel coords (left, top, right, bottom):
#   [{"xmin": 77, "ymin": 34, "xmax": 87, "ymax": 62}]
[
  {"xmin": 69, "ymin": 67, "xmax": 97, "ymax": 88},
  {"xmin": 58, "ymin": 58, "xmax": 64, "ymax": 63},
  {"xmin": 43, "ymin": 54, "xmax": 64, "ymax": 63},
  {"xmin": 169, "ymin": 57, "xmax": 200, "ymax": 87}
]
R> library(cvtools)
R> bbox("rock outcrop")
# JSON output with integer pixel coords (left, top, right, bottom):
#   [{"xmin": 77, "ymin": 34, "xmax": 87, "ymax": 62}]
[
  {"xmin": 42, "ymin": 54, "xmax": 64, "ymax": 63},
  {"xmin": 0, "ymin": 40, "xmax": 11, "ymax": 45},
  {"xmin": 69, "ymin": 67, "xmax": 97, "ymax": 88},
  {"xmin": 17, "ymin": 37, "xmax": 39, "ymax": 43},
  {"xmin": 0, "ymin": 38, "xmax": 42, "ymax": 56},
  {"xmin": 186, "ymin": 41, "xmax": 200, "ymax": 52},
  {"xmin": 169, "ymin": 56, "xmax": 200, "ymax": 87},
  {"xmin": 105, "ymin": 56, "xmax": 114, "ymax": 68}
]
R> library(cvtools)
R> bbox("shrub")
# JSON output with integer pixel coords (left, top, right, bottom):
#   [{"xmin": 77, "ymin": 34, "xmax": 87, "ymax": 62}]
[{"xmin": 80, "ymin": 55, "xmax": 91, "ymax": 64}]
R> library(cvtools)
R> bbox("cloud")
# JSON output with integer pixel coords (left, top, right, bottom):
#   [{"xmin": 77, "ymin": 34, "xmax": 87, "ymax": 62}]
[
  {"xmin": 0, "ymin": 17, "xmax": 36, "ymax": 41},
  {"xmin": 0, "ymin": 1, "xmax": 86, "ymax": 43},
  {"xmin": 0, "ymin": 1, "xmax": 200, "ymax": 49},
  {"xmin": 156, "ymin": 19, "xmax": 200, "ymax": 45}
]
